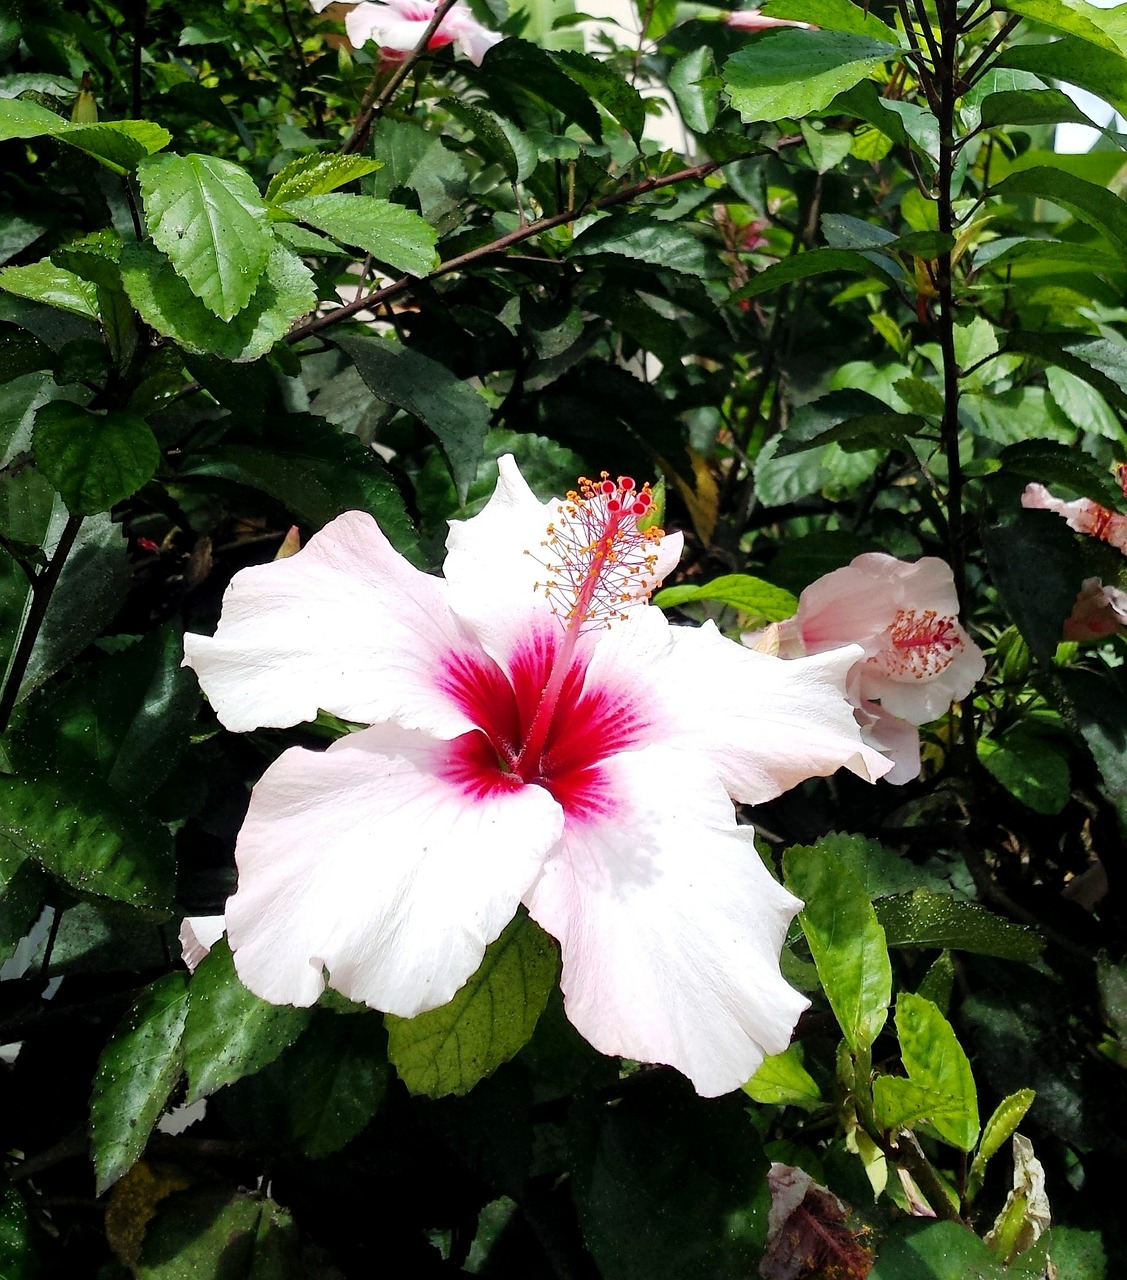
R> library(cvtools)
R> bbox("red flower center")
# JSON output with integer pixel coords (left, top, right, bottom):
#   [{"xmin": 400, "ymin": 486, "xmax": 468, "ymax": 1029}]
[{"xmin": 868, "ymin": 608, "xmax": 962, "ymax": 681}]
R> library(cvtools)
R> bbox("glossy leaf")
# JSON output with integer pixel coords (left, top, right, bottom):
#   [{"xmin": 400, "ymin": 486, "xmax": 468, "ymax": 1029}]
[
  {"xmin": 446, "ymin": 101, "xmax": 538, "ymax": 184},
  {"xmin": 784, "ymin": 841, "xmax": 891, "ymax": 1053},
  {"xmin": 653, "ymin": 573, "xmax": 798, "ymax": 621},
  {"xmin": 998, "ymin": 37, "xmax": 1127, "ymax": 116},
  {"xmin": 969, "ymin": 1089, "xmax": 1036, "ymax": 1199},
  {"xmin": 979, "ymin": 87, "xmax": 1096, "ymax": 128},
  {"xmin": 775, "ymin": 389, "xmax": 924, "ymax": 458},
  {"xmin": 762, "ymin": 0, "xmax": 900, "ymax": 41},
  {"xmin": 33, "ymin": 402, "xmax": 159, "ymax": 514},
  {"xmin": 0, "ymin": 1178, "xmax": 38, "ymax": 1279},
  {"xmin": 996, "ymin": 0, "xmax": 1126, "ymax": 54},
  {"xmin": 137, "ymin": 153, "xmax": 273, "ymax": 320},
  {"xmin": 387, "ymin": 912, "xmax": 558, "ymax": 1097},
  {"xmin": 723, "ymin": 30, "xmax": 899, "ymax": 123},
  {"xmin": 875, "ymin": 889, "xmax": 1043, "ymax": 961},
  {"xmin": 669, "ymin": 46, "xmax": 720, "ymax": 134},
  {"xmin": 0, "ymin": 97, "xmax": 169, "ymax": 172},
  {"xmin": 280, "ymin": 195, "xmax": 436, "ymax": 276},
  {"xmin": 0, "ymin": 260, "xmax": 98, "ymax": 319},
  {"xmin": 869, "ymin": 1221, "xmax": 1005, "ymax": 1279},
  {"xmin": 90, "ymin": 973, "xmax": 189, "ymax": 1194},
  {"xmin": 1005, "ymin": 330, "xmax": 1127, "ymax": 413},
  {"xmin": 995, "ymin": 167, "xmax": 1127, "ymax": 263},
  {"xmin": 480, "ymin": 38, "xmax": 603, "ymax": 140},
  {"xmin": 553, "ymin": 49, "xmax": 646, "ymax": 144},
  {"xmin": 265, "ymin": 153, "xmax": 382, "ymax": 203},
  {"xmin": 730, "ymin": 247, "xmax": 900, "ymax": 301},
  {"xmin": 743, "ymin": 1044, "xmax": 823, "ymax": 1109},
  {"xmin": 183, "ymin": 938, "xmax": 310, "ymax": 1104},
  {"xmin": 571, "ymin": 215, "xmax": 725, "ymax": 279}
]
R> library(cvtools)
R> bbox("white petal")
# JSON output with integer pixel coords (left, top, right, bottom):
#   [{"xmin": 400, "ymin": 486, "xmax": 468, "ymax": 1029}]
[
  {"xmin": 525, "ymin": 745, "xmax": 808, "ymax": 1096},
  {"xmin": 310, "ymin": 0, "xmax": 356, "ymax": 10},
  {"xmin": 179, "ymin": 915, "xmax": 226, "ymax": 971},
  {"xmin": 183, "ymin": 510, "xmax": 477, "ymax": 736},
  {"xmin": 659, "ymin": 621, "xmax": 892, "ymax": 802},
  {"xmin": 343, "ymin": 1, "xmax": 387, "ymax": 44},
  {"xmin": 226, "ymin": 723, "xmax": 565, "ymax": 1015},
  {"xmin": 855, "ymin": 701, "xmax": 921, "ymax": 785}
]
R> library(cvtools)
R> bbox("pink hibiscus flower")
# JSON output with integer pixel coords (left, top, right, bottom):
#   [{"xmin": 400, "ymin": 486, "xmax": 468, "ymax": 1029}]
[
  {"xmin": 311, "ymin": 0, "xmax": 502, "ymax": 66},
  {"xmin": 758, "ymin": 553, "xmax": 986, "ymax": 785},
  {"xmin": 183, "ymin": 458, "xmax": 889, "ymax": 1096},
  {"xmin": 1061, "ymin": 578, "xmax": 1127, "ymax": 642},
  {"xmin": 1021, "ymin": 482, "xmax": 1127, "ymax": 556},
  {"xmin": 726, "ymin": 8, "xmax": 814, "ymax": 30}
]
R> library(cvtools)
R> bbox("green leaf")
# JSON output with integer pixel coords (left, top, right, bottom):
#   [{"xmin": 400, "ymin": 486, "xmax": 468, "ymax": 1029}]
[
  {"xmin": 446, "ymin": 101, "xmax": 538, "ymax": 184},
  {"xmin": 783, "ymin": 840, "xmax": 891, "ymax": 1053},
  {"xmin": 552, "ymin": 49, "xmax": 646, "ymax": 144},
  {"xmin": 265, "ymin": 152, "xmax": 382, "ymax": 203},
  {"xmin": 1055, "ymin": 667, "xmax": 1127, "ymax": 834},
  {"xmin": 0, "ymin": 848, "xmax": 48, "ymax": 966},
  {"xmin": 1046, "ymin": 367, "xmax": 1123, "ymax": 442},
  {"xmin": 368, "ymin": 119, "xmax": 469, "ymax": 227},
  {"xmin": 386, "ymin": 912, "xmax": 558, "ymax": 1097},
  {"xmin": 997, "ymin": 38, "xmax": 1127, "ymax": 118},
  {"xmin": 730, "ymin": 247, "xmax": 900, "ymax": 302},
  {"xmin": 183, "ymin": 938, "xmax": 310, "ymax": 1104},
  {"xmin": 998, "ymin": 438, "xmax": 1125, "ymax": 508},
  {"xmin": 0, "ymin": 1178, "xmax": 38, "ymax": 1279},
  {"xmin": 723, "ymin": 29, "xmax": 899, "ymax": 123},
  {"xmin": 90, "ymin": 972, "xmax": 188, "ymax": 1194},
  {"xmin": 653, "ymin": 573, "xmax": 798, "ymax": 622},
  {"xmin": 0, "ymin": 323, "xmax": 52, "ymax": 386},
  {"xmin": 979, "ymin": 87, "xmax": 1097, "ymax": 129},
  {"xmin": 120, "ymin": 241, "xmax": 315, "ymax": 363},
  {"xmin": 137, "ymin": 1185, "xmax": 300, "ymax": 1278},
  {"xmin": 869, "ymin": 1220, "xmax": 1006, "ymax": 1280},
  {"xmin": 571, "ymin": 215, "xmax": 724, "ymax": 278},
  {"xmin": 0, "ymin": 97, "xmax": 170, "ymax": 172},
  {"xmin": 480, "ymin": 38, "xmax": 603, "ymax": 140},
  {"xmin": 763, "ymin": 0, "xmax": 900, "ymax": 42},
  {"xmin": 995, "ymin": 166, "xmax": 1127, "ymax": 263},
  {"xmin": 1005, "ymin": 330, "xmax": 1127, "ymax": 413},
  {"xmin": 280, "ymin": 194, "xmax": 436, "ymax": 276},
  {"xmin": 805, "ymin": 831, "xmax": 923, "ymax": 898},
  {"xmin": 996, "ymin": 0, "xmax": 1127, "ymax": 55},
  {"xmin": 873, "ymin": 992, "xmax": 979, "ymax": 1150},
  {"xmin": 0, "ymin": 260, "xmax": 98, "ymax": 319},
  {"xmin": 978, "ymin": 729, "xmax": 1072, "ymax": 815},
  {"xmin": 743, "ymin": 1044, "xmax": 823, "ymax": 1108},
  {"xmin": 669, "ymin": 46, "xmax": 720, "ymax": 134},
  {"xmin": 137, "ymin": 153, "xmax": 273, "ymax": 320},
  {"xmin": 775, "ymin": 389, "xmax": 924, "ymax": 457},
  {"xmin": 875, "ymin": 889, "xmax": 1043, "ymax": 961},
  {"xmin": 0, "ymin": 772, "xmax": 173, "ymax": 910},
  {"xmin": 969, "ymin": 1089, "xmax": 1036, "ymax": 1199},
  {"xmin": 33, "ymin": 402, "xmax": 159, "ymax": 515},
  {"xmin": 333, "ymin": 333, "xmax": 490, "ymax": 504}
]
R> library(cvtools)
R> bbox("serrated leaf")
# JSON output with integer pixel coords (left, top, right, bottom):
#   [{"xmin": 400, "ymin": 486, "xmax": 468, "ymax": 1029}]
[
  {"xmin": 281, "ymin": 194, "xmax": 436, "ymax": 276},
  {"xmin": 120, "ymin": 241, "xmax": 314, "ymax": 363},
  {"xmin": 969, "ymin": 1089, "xmax": 1036, "ymax": 1199},
  {"xmin": 1005, "ymin": 330, "xmax": 1127, "ymax": 413},
  {"xmin": 999, "ymin": 438, "xmax": 1125, "ymax": 508},
  {"xmin": 90, "ymin": 973, "xmax": 188, "ymax": 1194},
  {"xmin": 723, "ymin": 29, "xmax": 899, "ymax": 123},
  {"xmin": 0, "ymin": 772, "xmax": 174, "ymax": 910},
  {"xmin": 0, "ymin": 97, "xmax": 169, "ymax": 172},
  {"xmin": 552, "ymin": 49, "xmax": 646, "ymax": 144},
  {"xmin": 136, "ymin": 1185, "xmax": 299, "ymax": 1277},
  {"xmin": 775, "ymin": 389, "xmax": 924, "ymax": 458},
  {"xmin": 480, "ymin": 38, "xmax": 604, "ymax": 140},
  {"xmin": 978, "ymin": 730, "xmax": 1071, "ymax": 815},
  {"xmin": 743, "ymin": 1044, "xmax": 823, "ymax": 1109},
  {"xmin": 730, "ymin": 247, "xmax": 900, "ymax": 302},
  {"xmin": 571, "ymin": 215, "xmax": 724, "ymax": 278},
  {"xmin": 333, "ymin": 333, "xmax": 489, "ymax": 504},
  {"xmin": 874, "ymin": 992, "xmax": 979, "ymax": 1150},
  {"xmin": 653, "ymin": 573, "xmax": 797, "ymax": 621},
  {"xmin": 0, "ymin": 259, "xmax": 98, "ymax": 319},
  {"xmin": 784, "ymin": 840, "xmax": 891, "ymax": 1054},
  {"xmin": 33, "ymin": 402, "xmax": 159, "ymax": 514},
  {"xmin": 182, "ymin": 938, "xmax": 310, "ymax": 1104},
  {"xmin": 763, "ymin": 0, "xmax": 900, "ymax": 41},
  {"xmin": 265, "ymin": 152, "xmax": 382, "ymax": 203},
  {"xmin": 875, "ymin": 889, "xmax": 1043, "ymax": 961},
  {"xmin": 137, "ymin": 153, "xmax": 272, "ymax": 320},
  {"xmin": 446, "ymin": 101, "xmax": 537, "ymax": 184},
  {"xmin": 386, "ymin": 912, "xmax": 558, "ymax": 1097},
  {"xmin": 996, "ymin": 167, "xmax": 1127, "ymax": 263}
]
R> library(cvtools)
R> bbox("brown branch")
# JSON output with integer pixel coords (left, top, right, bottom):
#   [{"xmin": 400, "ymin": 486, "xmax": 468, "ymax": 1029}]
[{"xmin": 340, "ymin": 0, "xmax": 461, "ymax": 154}]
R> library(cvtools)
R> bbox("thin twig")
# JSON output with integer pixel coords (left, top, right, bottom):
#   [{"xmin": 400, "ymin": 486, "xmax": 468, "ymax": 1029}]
[
  {"xmin": 963, "ymin": 13, "xmax": 1021, "ymax": 86},
  {"xmin": 340, "ymin": 0, "xmax": 460, "ymax": 154}
]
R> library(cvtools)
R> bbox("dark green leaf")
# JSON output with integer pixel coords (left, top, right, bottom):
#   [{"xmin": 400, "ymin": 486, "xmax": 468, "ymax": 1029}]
[
  {"xmin": 120, "ymin": 242, "xmax": 315, "ymax": 363},
  {"xmin": 1055, "ymin": 667, "xmax": 1127, "ymax": 833},
  {"xmin": 0, "ymin": 97, "xmax": 169, "ymax": 172},
  {"xmin": 998, "ymin": 37, "xmax": 1127, "ymax": 117},
  {"xmin": 552, "ymin": 49, "xmax": 646, "ymax": 144},
  {"xmin": 334, "ymin": 333, "xmax": 490, "ymax": 504},
  {"xmin": 999, "ymin": 438, "xmax": 1125, "ymax": 508},
  {"xmin": 90, "ymin": 973, "xmax": 188, "ymax": 1194},
  {"xmin": 868, "ymin": 1220, "xmax": 1005, "ymax": 1279},
  {"xmin": 0, "ymin": 324, "xmax": 52, "ymax": 385},
  {"xmin": 980, "ymin": 87, "xmax": 1097, "ymax": 128},
  {"xmin": 386, "ymin": 912, "xmax": 558, "ymax": 1098},
  {"xmin": 1005, "ymin": 330, "xmax": 1127, "ymax": 413},
  {"xmin": 280, "ymin": 194, "xmax": 436, "ymax": 276},
  {"xmin": 137, "ymin": 153, "xmax": 273, "ymax": 320},
  {"xmin": 723, "ymin": 29, "xmax": 899, "ymax": 123},
  {"xmin": 183, "ymin": 938, "xmax": 310, "ymax": 1104},
  {"xmin": 446, "ymin": 101, "xmax": 538, "ymax": 184},
  {"xmin": 995, "ymin": 166, "xmax": 1127, "ymax": 262},
  {"xmin": 33, "ymin": 402, "xmax": 159, "ymax": 515},
  {"xmin": 265, "ymin": 153, "xmax": 383, "ymax": 203},
  {"xmin": 480, "ymin": 39, "xmax": 603, "ymax": 140},
  {"xmin": 0, "ymin": 847, "xmax": 47, "ymax": 966},
  {"xmin": 368, "ymin": 119, "xmax": 468, "ymax": 227},
  {"xmin": 775, "ymin": 389, "xmax": 924, "ymax": 457},
  {"xmin": 0, "ymin": 1178, "xmax": 38, "ymax": 1280},
  {"xmin": 875, "ymin": 889, "xmax": 1043, "ymax": 961},
  {"xmin": 784, "ymin": 840, "xmax": 891, "ymax": 1053},
  {"xmin": 0, "ymin": 772, "xmax": 173, "ymax": 910},
  {"xmin": 979, "ymin": 729, "xmax": 1072, "ymax": 815},
  {"xmin": 730, "ymin": 247, "xmax": 900, "ymax": 302},
  {"xmin": 571, "ymin": 215, "xmax": 724, "ymax": 278}
]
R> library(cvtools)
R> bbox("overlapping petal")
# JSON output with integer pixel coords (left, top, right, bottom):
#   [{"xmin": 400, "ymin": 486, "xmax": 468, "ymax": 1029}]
[
  {"xmin": 226, "ymin": 723, "xmax": 565, "ymax": 1015},
  {"xmin": 183, "ymin": 511, "xmax": 477, "ymax": 737},
  {"xmin": 524, "ymin": 746, "xmax": 808, "ymax": 1096}
]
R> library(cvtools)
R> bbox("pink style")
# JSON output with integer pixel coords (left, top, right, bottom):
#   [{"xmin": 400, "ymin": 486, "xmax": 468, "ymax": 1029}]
[
  {"xmin": 183, "ymin": 456, "xmax": 890, "ymax": 1096},
  {"xmin": 761, "ymin": 553, "xmax": 986, "ymax": 784}
]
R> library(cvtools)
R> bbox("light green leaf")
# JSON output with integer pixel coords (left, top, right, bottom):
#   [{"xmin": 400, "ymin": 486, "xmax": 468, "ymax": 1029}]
[
  {"xmin": 1045, "ymin": 367, "xmax": 1123, "ymax": 442},
  {"xmin": 90, "ymin": 973, "xmax": 188, "ymax": 1194},
  {"xmin": 978, "ymin": 730, "xmax": 1071, "ymax": 815},
  {"xmin": 281, "ymin": 194, "xmax": 436, "ymax": 276},
  {"xmin": 265, "ymin": 152, "xmax": 383, "ymax": 203},
  {"xmin": 33, "ymin": 402, "xmax": 159, "ymax": 514},
  {"xmin": 1005, "ymin": 329, "xmax": 1127, "ymax": 413},
  {"xmin": 120, "ymin": 241, "xmax": 315, "ymax": 363},
  {"xmin": 873, "ymin": 992, "xmax": 979, "ymax": 1150},
  {"xmin": 723, "ymin": 29, "xmax": 899, "ymax": 123},
  {"xmin": 0, "ymin": 97, "xmax": 169, "ymax": 172},
  {"xmin": 0, "ymin": 259, "xmax": 98, "ymax": 319},
  {"xmin": 183, "ymin": 937, "xmax": 311, "ymax": 1104},
  {"xmin": 997, "ymin": 37, "xmax": 1127, "ymax": 118},
  {"xmin": 653, "ymin": 573, "xmax": 798, "ymax": 622},
  {"xmin": 0, "ymin": 772, "xmax": 174, "ymax": 910},
  {"xmin": 969, "ymin": 1089, "xmax": 1036, "ymax": 1199},
  {"xmin": 996, "ymin": 0, "xmax": 1126, "ymax": 55},
  {"xmin": 334, "ymin": 333, "xmax": 490, "ymax": 504},
  {"xmin": 869, "ymin": 1220, "xmax": 1006, "ymax": 1279},
  {"xmin": 783, "ymin": 840, "xmax": 891, "ymax": 1053},
  {"xmin": 386, "ymin": 912, "xmax": 558, "ymax": 1097},
  {"xmin": 995, "ymin": 166, "xmax": 1127, "ymax": 263},
  {"xmin": 762, "ymin": 0, "xmax": 900, "ymax": 42},
  {"xmin": 571, "ymin": 215, "xmax": 724, "ymax": 278},
  {"xmin": 743, "ymin": 1044, "xmax": 823, "ymax": 1109},
  {"xmin": 669, "ymin": 46, "xmax": 720, "ymax": 134},
  {"xmin": 137, "ymin": 153, "xmax": 273, "ymax": 320},
  {"xmin": 875, "ymin": 889, "xmax": 1043, "ymax": 961}
]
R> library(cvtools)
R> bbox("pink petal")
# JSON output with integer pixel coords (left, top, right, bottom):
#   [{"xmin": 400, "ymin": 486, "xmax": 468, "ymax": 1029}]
[
  {"xmin": 226, "ymin": 723, "xmax": 564, "ymax": 1015},
  {"xmin": 727, "ymin": 8, "xmax": 813, "ymax": 28},
  {"xmin": 854, "ymin": 701, "xmax": 921, "ymax": 785},
  {"xmin": 343, "ymin": 2, "xmax": 387, "ymax": 44},
  {"xmin": 661, "ymin": 620, "xmax": 892, "ymax": 801},
  {"xmin": 524, "ymin": 745, "xmax": 808, "ymax": 1096},
  {"xmin": 183, "ymin": 510, "xmax": 477, "ymax": 737},
  {"xmin": 1063, "ymin": 577, "xmax": 1127, "ymax": 641},
  {"xmin": 179, "ymin": 915, "xmax": 226, "ymax": 971}
]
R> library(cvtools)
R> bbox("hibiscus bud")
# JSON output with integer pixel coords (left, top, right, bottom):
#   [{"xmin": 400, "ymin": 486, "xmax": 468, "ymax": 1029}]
[{"xmin": 71, "ymin": 71, "xmax": 99, "ymax": 124}]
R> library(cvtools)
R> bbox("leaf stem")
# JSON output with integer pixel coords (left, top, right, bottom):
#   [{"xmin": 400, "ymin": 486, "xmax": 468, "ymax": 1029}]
[{"xmin": 0, "ymin": 514, "xmax": 83, "ymax": 735}]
